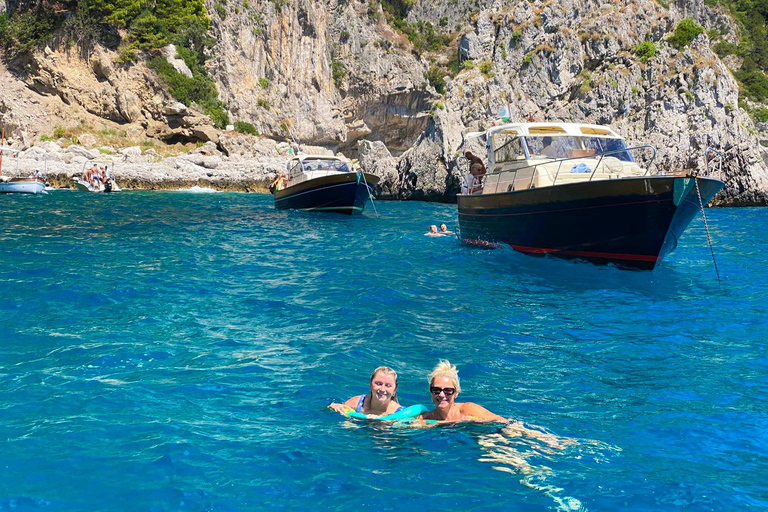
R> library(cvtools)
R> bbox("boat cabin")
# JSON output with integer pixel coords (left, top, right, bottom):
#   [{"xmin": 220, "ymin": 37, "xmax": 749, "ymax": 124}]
[
  {"xmin": 285, "ymin": 155, "xmax": 354, "ymax": 187},
  {"xmin": 468, "ymin": 122, "xmax": 654, "ymax": 195}
]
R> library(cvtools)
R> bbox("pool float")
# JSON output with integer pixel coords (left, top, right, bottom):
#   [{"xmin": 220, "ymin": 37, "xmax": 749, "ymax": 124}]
[{"xmin": 343, "ymin": 403, "xmax": 430, "ymax": 421}]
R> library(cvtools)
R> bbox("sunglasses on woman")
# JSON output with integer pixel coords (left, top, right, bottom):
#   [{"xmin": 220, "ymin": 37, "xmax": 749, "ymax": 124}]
[{"xmin": 430, "ymin": 386, "xmax": 456, "ymax": 396}]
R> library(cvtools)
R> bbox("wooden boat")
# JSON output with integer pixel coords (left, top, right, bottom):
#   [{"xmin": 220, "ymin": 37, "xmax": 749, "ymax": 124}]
[
  {"xmin": 273, "ymin": 155, "xmax": 379, "ymax": 215},
  {"xmin": 457, "ymin": 122, "xmax": 725, "ymax": 270}
]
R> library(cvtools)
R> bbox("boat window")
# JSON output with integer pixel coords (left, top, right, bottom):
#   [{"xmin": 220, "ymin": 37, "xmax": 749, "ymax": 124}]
[
  {"xmin": 302, "ymin": 159, "xmax": 351, "ymax": 173},
  {"xmin": 581, "ymin": 137, "xmax": 635, "ymax": 162},
  {"xmin": 493, "ymin": 134, "xmax": 524, "ymax": 163},
  {"xmin": 525, "ymin": 136, "xmax": 580, "ymax": 159},
  {"xmin": 580, "ymin": 127, "xmax": 612, "ymax": 136}
]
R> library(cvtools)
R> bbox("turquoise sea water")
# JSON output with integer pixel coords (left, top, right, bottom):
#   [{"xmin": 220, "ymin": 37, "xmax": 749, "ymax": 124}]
[{"xmin": 1, "ymin": 191, "xmax": 766, "ymax": 511}]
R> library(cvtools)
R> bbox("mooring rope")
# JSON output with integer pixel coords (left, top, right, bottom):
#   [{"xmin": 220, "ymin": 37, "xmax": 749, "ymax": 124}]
[
  {"xmin": 359, "ymin": 170, "xmax": 378, "ymax": 216},
  {"xmin": 695, "ymin": 178, "xmax": 721, "ymax": 285}
]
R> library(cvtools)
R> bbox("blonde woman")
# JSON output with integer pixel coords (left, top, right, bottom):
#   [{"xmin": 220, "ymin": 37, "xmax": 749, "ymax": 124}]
[
  {"xmin": 328, "ymin": 366, "xmax": 404, "ymax": 417},
  {"xmin": 418, "ymin": 360, "xmax": 506, "ymax": 423}
]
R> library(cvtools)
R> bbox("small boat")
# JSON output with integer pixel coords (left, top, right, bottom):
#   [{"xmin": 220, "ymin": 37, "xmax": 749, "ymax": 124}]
[
  {"xmin": 273, "ymin": 155, "xmax": 379, "ymax": 215},
  {"xmin": 457, "ymin": 121, "xmax": 725, "ymax": 270},
  {"xmin": 75, "ymin": 159, "xmax": 121, "ymax": 193},
  {"xmin": 0, "ymin": 146, "xmax": 47, "ymax": 195}
]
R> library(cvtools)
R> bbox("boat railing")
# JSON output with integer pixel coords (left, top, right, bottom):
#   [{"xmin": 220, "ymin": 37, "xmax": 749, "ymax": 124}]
[
  {"xmin": 480, "ymin": 144, "xmax": 657, "ymax": 194},
  {"xmin": 289, "ymin": 167, "xmax": 357, "ymax": 186},
  {"xmin": 703, "ymin": 146, "xmax": 724, "ymax": 180}
]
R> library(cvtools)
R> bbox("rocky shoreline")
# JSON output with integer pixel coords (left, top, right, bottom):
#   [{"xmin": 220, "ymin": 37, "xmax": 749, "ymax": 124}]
[
  {"xmin": 2, "ymin": 129, "xmax": 767, "ymax": 206},
  {"xmin": 2, "ymin": 135, "xmax": 291, "ymax": 195}
]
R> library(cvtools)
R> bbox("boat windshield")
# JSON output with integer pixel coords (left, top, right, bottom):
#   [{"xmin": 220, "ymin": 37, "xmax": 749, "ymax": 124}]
[
  {"xmin": 524, "ymin": 136, "xmax": 581, "ymax": 159},
  {"xmin": 302, "ymin": 159, "xmax": 351, "ymax": 173},
  {"xmin": 581, "ymin": 137, "xmax": 635, "ymax": 162}
]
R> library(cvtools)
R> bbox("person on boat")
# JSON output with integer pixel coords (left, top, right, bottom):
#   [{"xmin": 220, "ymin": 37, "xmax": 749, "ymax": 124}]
[
  {"xmin": 439, "ymin": 223, "xmax": 454, "ymax": 235},
  {"xmin": 465, "ymin": 150, "xmax": 486, "ymax": 176},
  {"xmin": 92, "ymin": 167, "xmax": 104, "ymax": 190},
  {"xmin": 328, "ymin": 366, "xmax": 404, "ymax": 417},
  {"xmin": 269, "ymin": 174, "xmax": 287, "ymax": 194},
  {"xmin": 425, "ymin": 225, "xmax": 443, "ymax": 237},
  {"xmin": 541, "ymin": 137, "xmax": 558, "ymax": 159},
  {"xmin": 417, "ymin": 360, "xmax": 507, "ymax": 423},
  {"xmin": 462, "ymin": 150, "xmax": 486, "ymax": 194}
]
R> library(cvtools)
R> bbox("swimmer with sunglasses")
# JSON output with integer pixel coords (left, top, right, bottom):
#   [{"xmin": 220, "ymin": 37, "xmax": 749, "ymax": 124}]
[{"xmin": 417, "ymin": 359, "xmax": 507, "ymax": 423}]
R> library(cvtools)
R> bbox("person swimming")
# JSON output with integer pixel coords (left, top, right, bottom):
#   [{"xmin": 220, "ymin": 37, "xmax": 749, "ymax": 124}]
[
  {"xmin": 425, "ymin": 225, "xmax": 444, "ymax": 237},
  {"xmin": 439, "ymin": 224, "xmax": 454, "ymax": 235},
  {"xmin": 417, "ymin": 359, "xmax": 506, "ymax": 423},
  {"xmin": 328, "ymin": 366, "xmax": 404, "ymax": 417}
]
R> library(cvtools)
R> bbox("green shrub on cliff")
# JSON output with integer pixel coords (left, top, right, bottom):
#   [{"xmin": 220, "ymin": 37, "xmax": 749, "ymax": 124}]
[
  {"xmin": 0, "ymin": 9, "xmax": 56, "ymax": 52},
  {"xmin": 668, "ymin": 18, "xmax": 705, "ymax": 49},
  {"xmin": 425, "ymin": 64, "xmax": 446, "ymax": 94},
  {"xmin": 148, "ymin": 53, "xmax": 229, "ymax": 128},
  {"xmin": 331, "ymin": 61, "xmax": 346, "ymax": 87},
  {"xmin": 633, "ymin": 41, "xmax": 657, "ymax": 63},
  {"xmin": 735, "ymin": 69, "xmax": 768, "ymax": 101},
  {"xmin": 234, "ymin": 121, "xmax": 259, "ymax": 135},
  {"xmin": 754, "ymin": 107, "xmax": 768, "ymax": 122}
]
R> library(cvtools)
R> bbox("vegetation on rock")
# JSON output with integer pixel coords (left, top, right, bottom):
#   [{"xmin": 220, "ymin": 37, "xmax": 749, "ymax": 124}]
[
  {"xmin": 668, "ymin": 18, "xmax": 705, "ymax": 49},
  {"xmin": 633, "ymin": 41, "xmax": 657, "ymax": 63},
  {"xmin": 0, "ymin": 0, "xmax": 228, "ymax": 128},
  {"xmin": 234, "ymin": 121, "xmax": 259, "ymax": 135},
  {"xmin": 709, "ymin": 0, "xmax": 768, "ymax": 107}
]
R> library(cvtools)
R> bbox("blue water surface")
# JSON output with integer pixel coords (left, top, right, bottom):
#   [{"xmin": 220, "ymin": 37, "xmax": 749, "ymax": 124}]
[{"xmin": 0, "ymin": 190, "xmax": 766, "ymax": 511}]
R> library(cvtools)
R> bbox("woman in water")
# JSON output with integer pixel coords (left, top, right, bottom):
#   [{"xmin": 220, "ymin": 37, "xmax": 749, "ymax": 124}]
[
  {"xmin": 418, "ymin": 359, "xmax": 506, "ymax": 423},
  {"xmin": 328, "ymin": 366, "xmax": 404, "ymax": 417}
]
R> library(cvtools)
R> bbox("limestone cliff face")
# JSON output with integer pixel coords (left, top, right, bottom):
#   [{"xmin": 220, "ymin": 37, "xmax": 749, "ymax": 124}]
[
  {"xmin": 206, "ymin": 0, "xmax": 434, "ymax": 152},
  {"xmin": 0, "ymin": 0, "xmax": 767, "ymax": 204}
]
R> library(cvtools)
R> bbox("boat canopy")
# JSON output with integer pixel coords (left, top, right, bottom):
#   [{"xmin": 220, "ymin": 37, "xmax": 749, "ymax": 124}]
[
  {"xmin": 485, "ymin": 122, "xmax": 622, "ymax": 139},
  {"xmin": 287, "ymin": 154, "xmax": 352, "ymax": 174}
]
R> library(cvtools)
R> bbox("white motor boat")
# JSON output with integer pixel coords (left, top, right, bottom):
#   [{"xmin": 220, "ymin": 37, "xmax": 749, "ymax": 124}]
[
  {"xmin": 76, "ymin": 159, "xmax": 121, "ymax": 193},
  {"xmin": 0, "ymin": 146, "xmax": 47, "ymax": 195}
]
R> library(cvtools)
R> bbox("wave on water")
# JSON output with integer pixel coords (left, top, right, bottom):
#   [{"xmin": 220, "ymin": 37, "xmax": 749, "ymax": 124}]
[
  {"xmin": 477, "ymin": 422, "xmax": 620, "ymax": 512},
  {"xmin": 176, "ymin": 186, "xmax": 219, "ymax": 193}
]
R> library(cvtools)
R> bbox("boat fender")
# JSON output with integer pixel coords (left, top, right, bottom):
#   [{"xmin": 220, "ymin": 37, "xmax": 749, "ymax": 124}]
[{"xmin": 344, "ymin": 403, "xmax": 431, "ymax": 421}]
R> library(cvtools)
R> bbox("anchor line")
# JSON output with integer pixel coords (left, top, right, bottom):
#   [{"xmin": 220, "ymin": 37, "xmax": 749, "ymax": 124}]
[
  {"xmin": 695, "ymin": 178, "xmax": 721, "ymax": 286},
  {"xmin": 359, "ymin": 170, "xmax": 378, "ymax": 216}
]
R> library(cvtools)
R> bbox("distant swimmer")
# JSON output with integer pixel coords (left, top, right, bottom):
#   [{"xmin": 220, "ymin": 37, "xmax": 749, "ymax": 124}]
[
  {"xmin": 416, "ymin": 360, "xmax": 507, "ymax": 423},
  {"xmin": 425, "ymin": 225, "xmax": 444, "ymax": 237},
  {"xmin": 328, "ymin": 366, "xmax": 404, "ymax": 417},
  {"xmin": 439, "ymin": 223, "xmax": 454, "ymax": 235}
]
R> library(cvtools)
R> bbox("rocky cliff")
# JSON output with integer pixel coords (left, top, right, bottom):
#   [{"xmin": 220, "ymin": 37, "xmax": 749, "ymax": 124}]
[{"xmin": 1, "ymin": 0, "xmax": 767, "ymax": 204}]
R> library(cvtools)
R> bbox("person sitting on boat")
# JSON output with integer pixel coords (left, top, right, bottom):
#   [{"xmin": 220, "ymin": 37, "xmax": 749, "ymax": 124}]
[
  {"xmin": 439, "ymin": 223, "xmax": 454, "ymax": 235},
  {"xmin": 328, "ymin": 366, "xmax": 404, "ymax": 417},
  {"xmin": 540, "ymin": 136, "xmax": 559, "ymax": 159},
  {"xmin": 416, "ymin": 360, "xmax": 507, "ymax": 423},
  {"xmin": 425, "ymin": 225, "xmax": 443, "ymax": 237}
]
